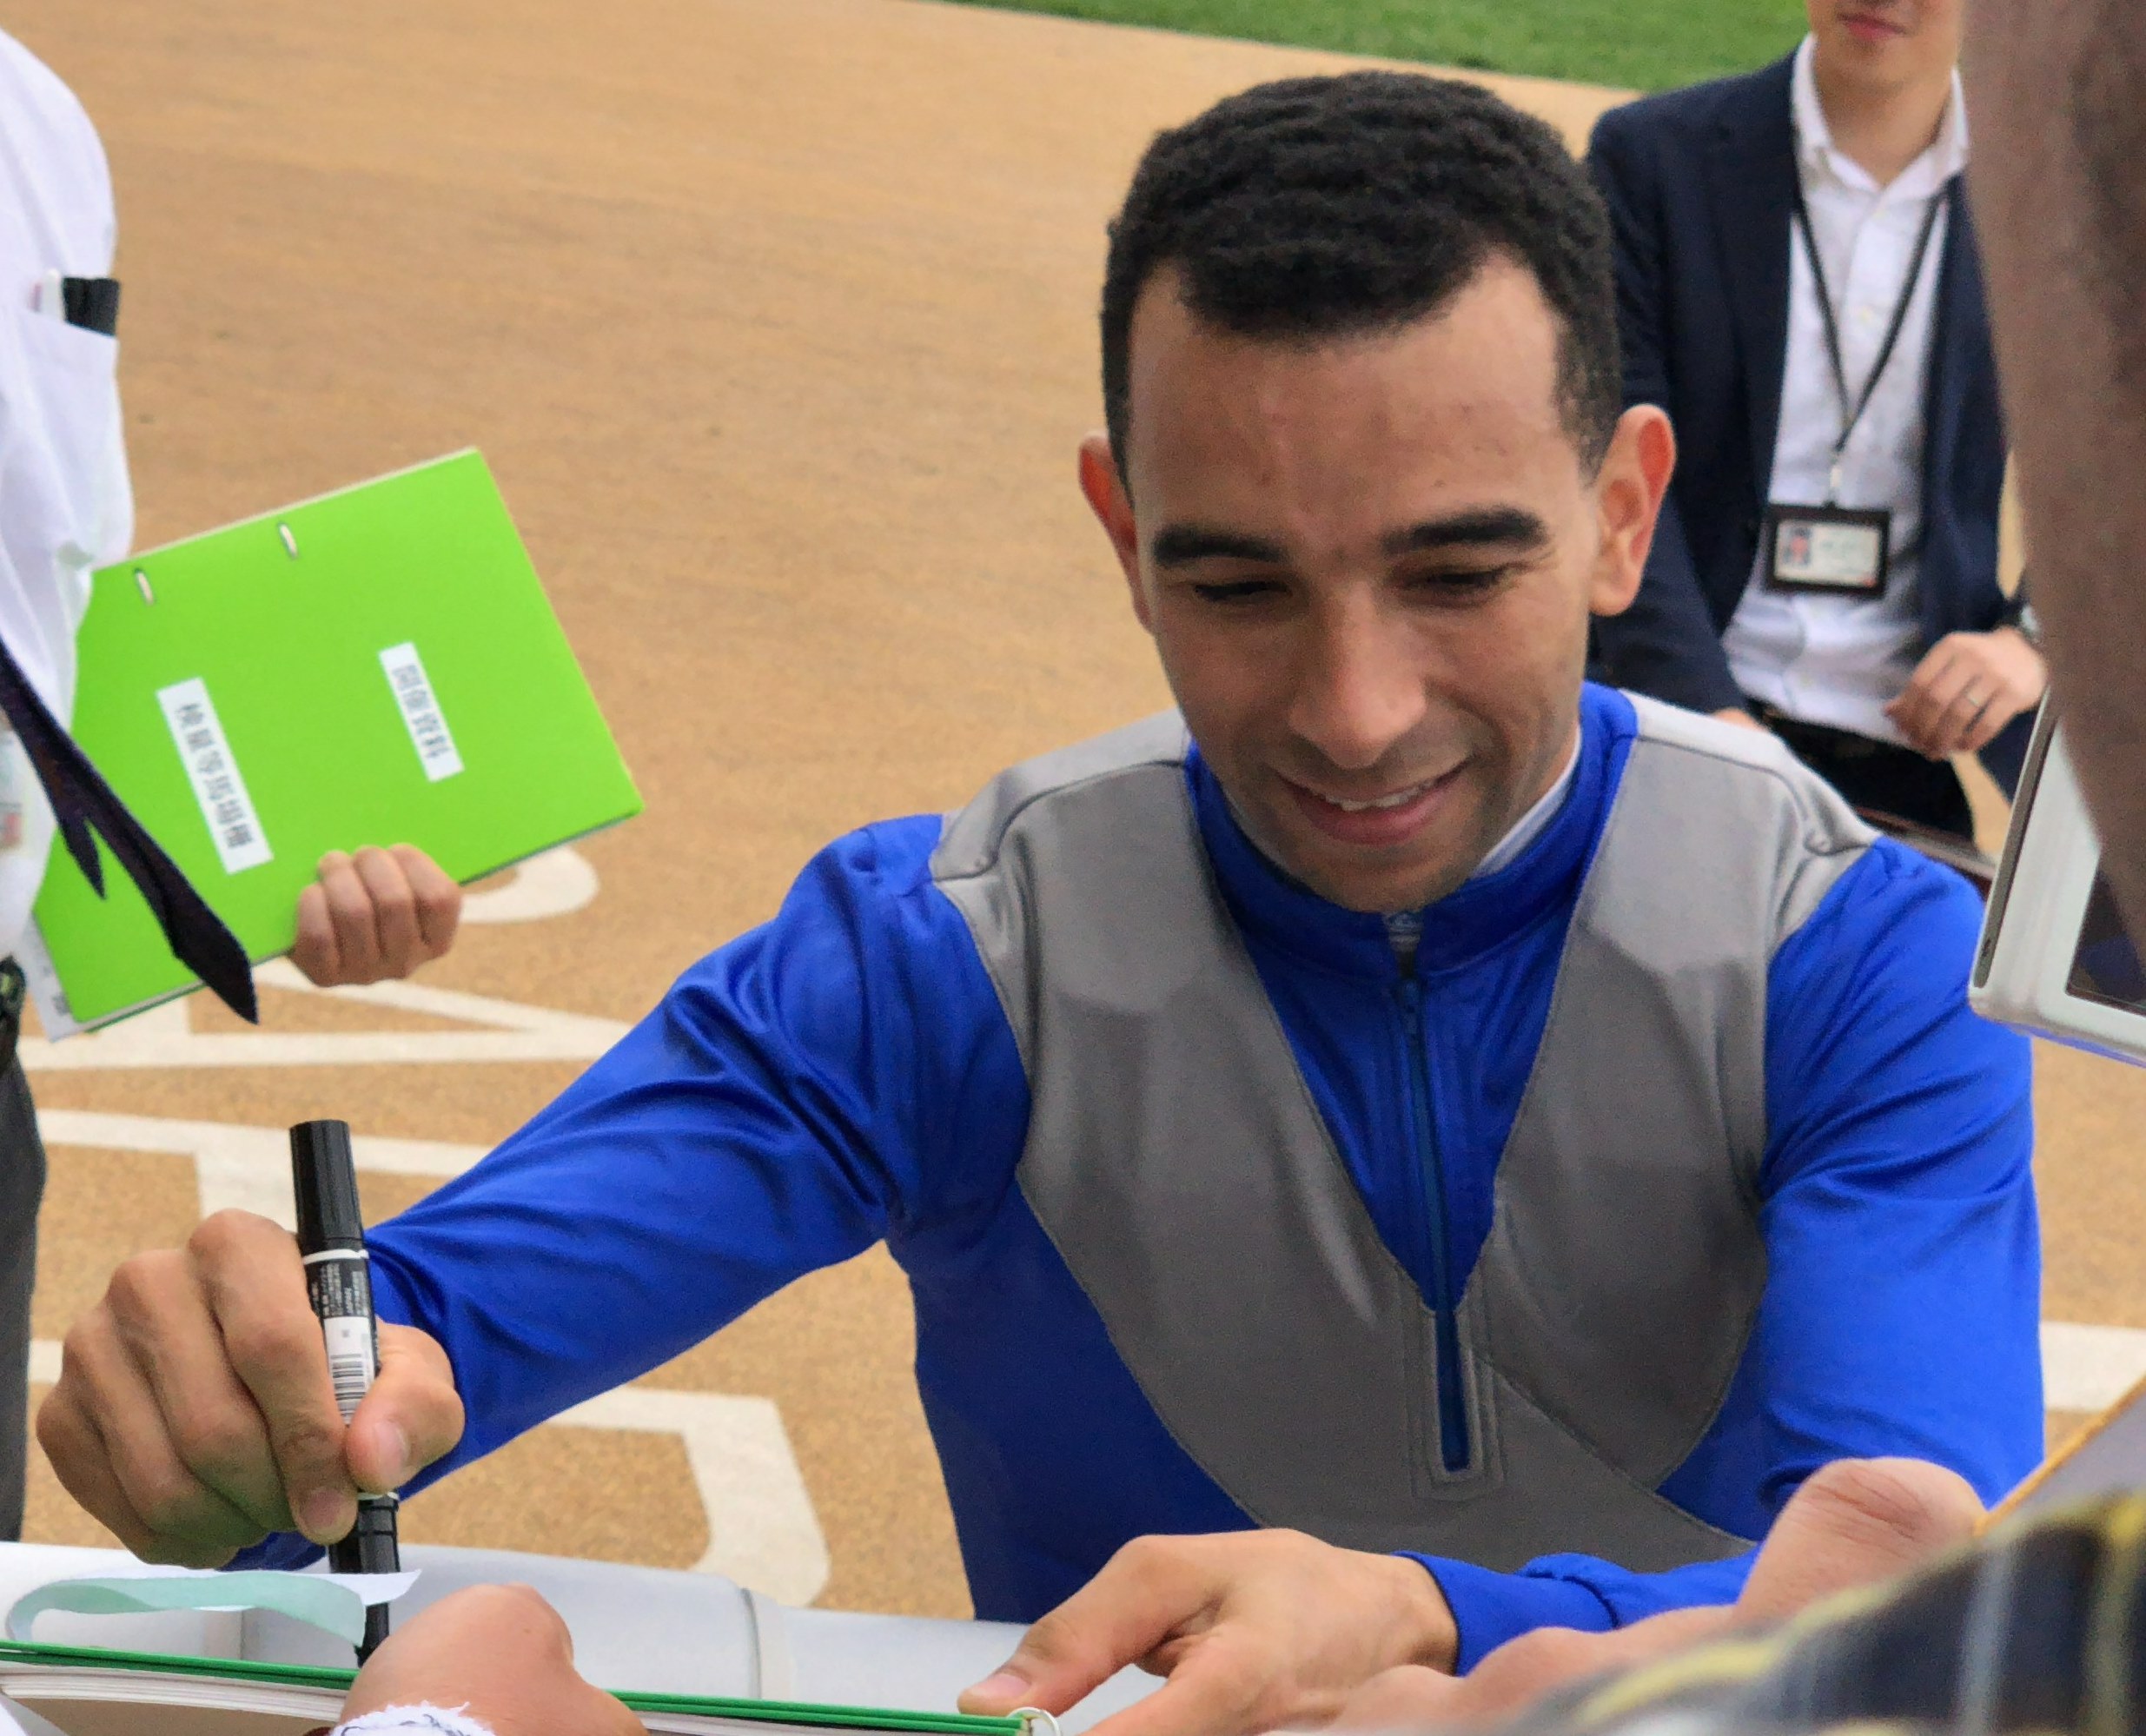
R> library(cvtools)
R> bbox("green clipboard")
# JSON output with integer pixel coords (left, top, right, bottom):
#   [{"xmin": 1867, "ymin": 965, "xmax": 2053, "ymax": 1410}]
[
  {"xmin": 21, "ymin": 450, "xmax": 642, "ymax": 1033},
  {"xmin": 0, "ymin": 1636, "xmax": 1030, "ymax": 1735}
]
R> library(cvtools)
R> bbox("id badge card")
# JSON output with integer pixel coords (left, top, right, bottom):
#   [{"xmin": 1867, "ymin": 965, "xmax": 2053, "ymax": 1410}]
[{"xmin": 1764, "ymin": 503, "xmax": 1891, "ymax": 593}]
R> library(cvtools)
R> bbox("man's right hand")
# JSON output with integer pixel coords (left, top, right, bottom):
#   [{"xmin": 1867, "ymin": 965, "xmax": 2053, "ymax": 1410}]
[{"xmin": 35, "ymin": 1209, "xmax": 465, "ymax": 1565}]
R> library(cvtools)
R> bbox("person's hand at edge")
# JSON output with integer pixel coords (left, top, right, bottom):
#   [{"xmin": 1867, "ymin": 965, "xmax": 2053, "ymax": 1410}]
[
  {"xmin": 1712, "ymin": 708, "xmax": 1770, "ymax": 732},
  {"xmin": 35, "ymin": 1209, "xmax": 464, "ymax": 1565},
  {"xmin": 293, "ymin": 845, "xmax": 462, "ymax": 986},
  {"xmin": 958, "ymin": 1530, "xmax": 1454, "ymax": 1736},
  {"xmin": 1884, "ymin": 628, "xmax": 2046, "ymax": 760},
  {"xmin": 1326, "ymin": 1457, "xmax": 1987, "ymax": 1732},
  {"xmin": 335, "ymin": 1585, "xmax": 644, "ymax": 1735}
]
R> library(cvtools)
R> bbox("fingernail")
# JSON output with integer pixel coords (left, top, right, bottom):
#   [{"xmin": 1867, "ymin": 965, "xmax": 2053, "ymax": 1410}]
[
  {"xmin": 300, "ymin": 1488, "xmax": 349, "ymax": 1539},
  {"xmin": 964, "ymin": 1671, "xmax": 1029, "ymax": 1707}
]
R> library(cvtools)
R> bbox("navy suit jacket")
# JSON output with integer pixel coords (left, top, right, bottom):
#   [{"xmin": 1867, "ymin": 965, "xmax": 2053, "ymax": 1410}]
[{"xmin": 1585, "ymin": 55, "xmax": 2026, "ymax": 781}]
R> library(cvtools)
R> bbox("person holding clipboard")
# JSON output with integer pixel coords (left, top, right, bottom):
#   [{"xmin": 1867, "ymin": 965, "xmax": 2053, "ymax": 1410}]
[
  {"xmin": 0, "ymin": 23, "xmax": 464, "ymax": 1552},
  {"xmin": 1586, "ymin": 0, "xmax": 2044, "ymax": 840}
]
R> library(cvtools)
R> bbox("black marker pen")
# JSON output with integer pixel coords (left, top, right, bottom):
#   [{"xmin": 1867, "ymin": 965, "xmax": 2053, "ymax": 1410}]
[{"xmin": 291, "ymin": 1117, "xmax": 400, "ymax": 1663}]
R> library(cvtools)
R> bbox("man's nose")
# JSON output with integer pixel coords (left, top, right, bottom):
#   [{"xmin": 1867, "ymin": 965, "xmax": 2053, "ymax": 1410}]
[{"xmin": 1284, "ymin": 605, "xmax": 1428, "ymax": 774}]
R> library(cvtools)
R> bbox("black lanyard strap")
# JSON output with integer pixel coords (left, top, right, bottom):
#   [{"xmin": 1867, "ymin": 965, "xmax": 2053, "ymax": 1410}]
[{"xmin": 1789, "ymin": 165, "xmax": 1954, "ymax": 500}]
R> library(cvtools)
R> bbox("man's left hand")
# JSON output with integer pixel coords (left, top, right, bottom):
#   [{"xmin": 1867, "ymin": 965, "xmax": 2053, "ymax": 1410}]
[
  {"xmin": 959, "ymin": 1530, "xmax": 1455, "ymax": 1736},
  {"xmin": 1327, "ymin": 1457, "xmax": 1985, "ymax": 1732},
  {"xmin": 291, "ymin": 844, "xmax": 461, "ymax": 986},
  {"xmin": 1884, "ymin": 626, "xmax": 2046, "ymax": 759}
]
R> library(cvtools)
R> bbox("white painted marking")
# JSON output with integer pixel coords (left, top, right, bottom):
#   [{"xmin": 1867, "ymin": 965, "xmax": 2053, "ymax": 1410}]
[
  {"xmin": 35, "ymin": 1110, "xmax": 486, "ymax": 1225},
  {"xmin": 460, "ymin": 845, "xmax": 600, "ymax": 925},
  {"xmin": 21, "ymin": 959, "xmax": 630, "ymax": 1071},
  {"xmin": 2043, "ymin": 1321, "xmax": 2146, "ymax": 1413}
]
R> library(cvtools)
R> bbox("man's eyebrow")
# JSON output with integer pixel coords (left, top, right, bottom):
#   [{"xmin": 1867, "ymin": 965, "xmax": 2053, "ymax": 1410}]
[
  {"xmin": 1149, "ymin": 525, "xmax": 1289, "ymax": 568},
  {"xmin": 1382, "ymin": 507, "xmax": 1551, "ymax": 556}
]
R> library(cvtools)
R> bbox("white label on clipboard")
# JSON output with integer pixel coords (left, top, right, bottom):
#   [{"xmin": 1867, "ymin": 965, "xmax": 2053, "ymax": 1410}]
[
  {"xmin": 380, "ymin": 642, "xmax": 464, "ymax": 782},
  {"xmin": 156, "ymin": 678, "xmax": 273, "ymax": 874}
]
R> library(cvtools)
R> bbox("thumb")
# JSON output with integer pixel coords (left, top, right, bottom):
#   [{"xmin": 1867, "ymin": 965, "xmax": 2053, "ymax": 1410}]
[
  {"xmin": 1739, "ymin": 1458, "xmax": 1983, "ymax": 1622},
  {"xmin": 345, "ymin": 1323, "xmax": 464, "ymax": 1494}
]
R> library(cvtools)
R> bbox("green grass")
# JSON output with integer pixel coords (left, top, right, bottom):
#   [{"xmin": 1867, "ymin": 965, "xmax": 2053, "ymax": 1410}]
[{"xmin": 941, "ymin": 0, "xmax": 1809, "ymax": 92}]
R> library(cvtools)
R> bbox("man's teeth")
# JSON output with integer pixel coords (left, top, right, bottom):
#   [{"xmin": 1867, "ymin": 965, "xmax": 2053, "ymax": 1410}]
[{"xmin": 1326, "ymin": 784, "xmax": 1427, "ymax": 813}]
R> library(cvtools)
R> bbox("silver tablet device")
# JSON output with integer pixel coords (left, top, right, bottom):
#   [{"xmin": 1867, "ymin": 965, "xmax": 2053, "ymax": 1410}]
[{"xmin": 1971, "ymin": 705, "xmax": 2146, "ymax": 1065}]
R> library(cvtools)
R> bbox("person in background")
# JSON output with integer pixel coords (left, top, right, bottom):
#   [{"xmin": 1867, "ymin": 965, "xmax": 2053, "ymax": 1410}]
[
  {"xmin": 1587, "ymin": 0, "xmax": 2043, "ymax": 840},
  {"xmin": 0, "ymin": 24, "xmax": 462, "ymax": 1547}
]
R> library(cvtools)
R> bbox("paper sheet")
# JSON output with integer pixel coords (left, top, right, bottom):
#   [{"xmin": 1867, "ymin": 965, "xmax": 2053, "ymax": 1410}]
[{"xmin": 6, "ymin": 1567, "xmax": 419, "ymax": 1647}]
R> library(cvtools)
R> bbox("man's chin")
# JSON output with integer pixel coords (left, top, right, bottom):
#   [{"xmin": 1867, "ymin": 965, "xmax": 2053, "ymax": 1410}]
[{"xmin": 1272, "ymin": 833, "xmax": 1476, "ymax": 915}]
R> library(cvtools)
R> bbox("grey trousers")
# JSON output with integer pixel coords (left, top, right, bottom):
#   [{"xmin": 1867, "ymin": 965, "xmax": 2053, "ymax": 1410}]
[{"xmin": 0, "ymin": 994, "xmax": 39, "ymax": 1541}]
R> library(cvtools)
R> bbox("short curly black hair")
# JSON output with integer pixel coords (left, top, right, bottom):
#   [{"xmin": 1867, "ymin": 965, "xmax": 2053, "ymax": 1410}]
[{"xmin": 1101, "ymin": 71, "xmax": 1620, "ymax": 475}]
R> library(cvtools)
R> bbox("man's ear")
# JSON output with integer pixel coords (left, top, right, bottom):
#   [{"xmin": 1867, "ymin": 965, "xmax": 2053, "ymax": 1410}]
[
  {"xmin": 1586, "ymin": 405, "xmax": 1676, "ymax": 619},
  {"xmin": 1078, "ymin": 431, "xmax": 1152, "ymax": 633}
]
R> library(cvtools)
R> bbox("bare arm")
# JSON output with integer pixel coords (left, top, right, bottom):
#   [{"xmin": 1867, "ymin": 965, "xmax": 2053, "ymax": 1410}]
[{"xmin": 1965, "ymin": 0, "xmax": 2146, "ymax": 929}]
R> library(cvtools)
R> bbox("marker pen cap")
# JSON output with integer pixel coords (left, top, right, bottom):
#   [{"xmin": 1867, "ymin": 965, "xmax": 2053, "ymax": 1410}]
[{"xmin": 291, "ymin": 1119, "xmax": 364, "ymax": 1250}]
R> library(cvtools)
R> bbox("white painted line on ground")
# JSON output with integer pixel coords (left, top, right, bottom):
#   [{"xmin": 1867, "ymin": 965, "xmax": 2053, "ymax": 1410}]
[
  {"xmin": 35, "ymin": 1110, "xmax": 487, "ymax": 1225},
  {"xmin": 2043, "ymin": 1321, "xmax": 2146, "ymax": 1413},
  {"xmin": 558, "ymin": 1384, "xmax": 831, "ymax": 1602},
  {"xmin": 21, "ymin": 959, "xmax": 630, "ymax": 1071},
  {"xmin": 460, "ymin": 845, "xmax": 601, "ymax": 925}
]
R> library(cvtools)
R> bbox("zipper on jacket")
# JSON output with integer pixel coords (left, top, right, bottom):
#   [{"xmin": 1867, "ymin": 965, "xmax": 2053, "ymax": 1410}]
[{"xmin": 1398, "ymin": 976, "xmax": 1472, "ymax": 1475}]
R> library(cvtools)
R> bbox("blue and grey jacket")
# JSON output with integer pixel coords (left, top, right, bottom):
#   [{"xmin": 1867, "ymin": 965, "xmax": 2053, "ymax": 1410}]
[{"xmin": 244, "ymin": 686, "xmax": 2041, "ymax": 1668}]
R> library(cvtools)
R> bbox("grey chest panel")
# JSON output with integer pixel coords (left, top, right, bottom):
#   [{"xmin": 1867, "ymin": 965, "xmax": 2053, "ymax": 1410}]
[{"xmin": 931, "ymin": 701, "xmax": 1872, "ymax": 1570}]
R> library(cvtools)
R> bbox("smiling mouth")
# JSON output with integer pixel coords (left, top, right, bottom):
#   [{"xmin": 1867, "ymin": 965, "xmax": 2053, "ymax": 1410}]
[
  {"xmin": 1318, "ymin": 782, "xmax": 1435, "ymax": 814},
  {"xmin": 1284, "ymin": 765, "xmax": 1465, "ymax": 847}
]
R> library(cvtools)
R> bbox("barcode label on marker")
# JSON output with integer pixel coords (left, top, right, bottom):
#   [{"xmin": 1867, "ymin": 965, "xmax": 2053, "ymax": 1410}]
[
  {"xmin": 379, "ymin": 642, "xmax": 464, "ymax": 781},
  {"xmin": 306, "ymin": 1254, "xmax": 380, "ymax": 1423},
  {"xmin": 324, "ymin": 1317, "xmax": 377, "ymax": 1421},
  {"xmin": 156, "ymin": 678, "xmax": 272, "ymax": 873}
]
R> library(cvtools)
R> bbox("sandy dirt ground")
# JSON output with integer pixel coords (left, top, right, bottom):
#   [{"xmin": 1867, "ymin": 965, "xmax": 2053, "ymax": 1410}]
[{"xmin": 2, "ymin": 0, "xmax": 2136, "ymax": 1622}]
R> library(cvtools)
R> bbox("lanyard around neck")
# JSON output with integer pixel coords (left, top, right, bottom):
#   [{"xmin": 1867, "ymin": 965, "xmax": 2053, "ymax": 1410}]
[{"xmin": 1788, "ymin": 160, "xmax": 1953, "ymax": 502}]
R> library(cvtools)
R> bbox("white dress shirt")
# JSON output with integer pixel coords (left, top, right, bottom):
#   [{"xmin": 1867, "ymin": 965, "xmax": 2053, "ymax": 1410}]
[
  {"xmin": 1720, "ymin": 36, "xmax": 1967, "ymax": 745},
  {"xmin": 0, "ymin": 29, "xmax": 131, "ymax": 957}
]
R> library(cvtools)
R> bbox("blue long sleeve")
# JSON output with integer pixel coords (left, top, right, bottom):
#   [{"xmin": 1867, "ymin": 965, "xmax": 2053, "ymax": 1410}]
[
  {"xmin": 359, "ymin": 816, "xmax": 1025, "ymax": 1486},
  {"xmin": 1410, "ymin": 1552, "xmax": 1755, "ymax": 1671},
  {"xmin": 1407, "ymin": 840, "xmax": 2037, "ymax": 1672},
  {"xmin": 234, "ymin": 816, "xmax": 1027, "ymax": 1576}
]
